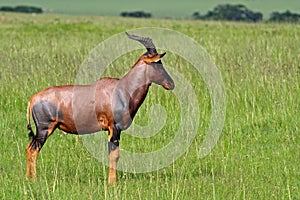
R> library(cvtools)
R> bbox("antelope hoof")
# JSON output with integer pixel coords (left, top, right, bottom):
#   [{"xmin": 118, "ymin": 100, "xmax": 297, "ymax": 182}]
[{"xmin": 108, "ymin": 175, "xmax": 116, "ymax": 185}]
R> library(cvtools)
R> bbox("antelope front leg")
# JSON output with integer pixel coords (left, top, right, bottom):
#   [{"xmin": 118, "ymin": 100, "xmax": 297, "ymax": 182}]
[
  {"xmin": 108, "ymin": 127, "xmax": 120, "ymax": 184},
  {"xmin": 108, "ymin": 142, "xmax": 119, "ymax": 184}
]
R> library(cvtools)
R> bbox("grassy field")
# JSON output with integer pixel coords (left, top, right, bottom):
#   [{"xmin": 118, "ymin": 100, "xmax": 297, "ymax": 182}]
[{"xmin": 0, "ymin": 13, "xmax": 299, "ymax": 199}]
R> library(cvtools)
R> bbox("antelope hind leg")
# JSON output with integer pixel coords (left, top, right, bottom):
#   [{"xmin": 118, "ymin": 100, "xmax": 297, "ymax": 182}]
[
  {"xmin": 26, "ymin": 144, "xmax": 32, "ymax": 179},
  {"xmin": 26, "ymin": 143, "xmax": 39, "ymax": 180}
]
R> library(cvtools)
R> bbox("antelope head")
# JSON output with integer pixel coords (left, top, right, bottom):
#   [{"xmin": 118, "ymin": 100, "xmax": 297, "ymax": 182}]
[{"xmin": 126, "ymin": 32, "xmax": 175, "ymax": 90}]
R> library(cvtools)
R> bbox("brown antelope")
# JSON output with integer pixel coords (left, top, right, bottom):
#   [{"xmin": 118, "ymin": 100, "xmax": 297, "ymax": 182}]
[{"xmin": 25, "ymin": 32, "xmax": 175, "ymax": 184}]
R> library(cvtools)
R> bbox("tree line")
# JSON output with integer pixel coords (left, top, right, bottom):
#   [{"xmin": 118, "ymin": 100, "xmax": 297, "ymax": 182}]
[
  {"xmin": 121, "ymin": 4, "xmax": 300, "ymax": 23},
  {"xmin": 268, "ymin": 10, "xmax": 300, "ymax": 23},
  {"xmin": 1, "ymin": 4, "xmax": 300, "ymax": 23},
  {"xmin": 120, "ymin": 11, "xmax": 151, "ymax": 18},
  {"xmin": 192, "ymin": 4, "xmax": 262, "ymax": 22},
  {"xmin": 192, "ymin": 4, "xmax": 300, "ymax": 23},
  {"xmin": 0, "ymin": 5, "xmax": 43, "ymax": 14}
]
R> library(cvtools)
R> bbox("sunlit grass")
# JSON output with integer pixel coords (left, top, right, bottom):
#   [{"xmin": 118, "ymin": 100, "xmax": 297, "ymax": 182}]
[{"xmin": 0, "ymin": 13, "xmax": 299, "ymax": 199}]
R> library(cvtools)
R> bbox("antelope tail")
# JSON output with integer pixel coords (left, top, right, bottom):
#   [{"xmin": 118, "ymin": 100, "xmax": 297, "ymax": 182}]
[{"xmin": 27, "ymin": 101, "xmax": 35, "ymax": 139}]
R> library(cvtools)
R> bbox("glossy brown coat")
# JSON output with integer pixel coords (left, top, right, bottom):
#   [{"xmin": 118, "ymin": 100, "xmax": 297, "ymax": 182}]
[{"xmin": 25, "ymin": 33, "xmax": 174, "ymax": 184}]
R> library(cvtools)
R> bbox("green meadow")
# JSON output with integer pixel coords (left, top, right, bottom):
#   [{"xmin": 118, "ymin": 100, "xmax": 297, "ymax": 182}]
[{"xmin": 0, "ymin": 13, "xmax": 299, "ymax": 199}]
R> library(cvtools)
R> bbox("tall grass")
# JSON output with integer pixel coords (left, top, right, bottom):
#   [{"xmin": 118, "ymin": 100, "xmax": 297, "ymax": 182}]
[{"xmin": 0, "ymin": 13, "xmax": 299, "ymax": 199}]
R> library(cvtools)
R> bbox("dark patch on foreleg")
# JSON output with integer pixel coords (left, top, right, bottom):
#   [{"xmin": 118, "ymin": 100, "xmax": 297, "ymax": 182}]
[
  {"xmin": 108, "ymin": 125, "xmax": 120, "ymax": 153},
  {"xmin": 108, "ymin": 141, "xmax": 118, "ymax": 152}
]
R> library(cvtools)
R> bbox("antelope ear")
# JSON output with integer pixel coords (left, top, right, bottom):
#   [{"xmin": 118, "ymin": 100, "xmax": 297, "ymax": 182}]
[
  {"xmin": 159, "ymin": 52, "xmax": 166, "ymax": 58},
  {"xmin": 144, "ymin": 52, "xmax": 166, "ymax": 64}
]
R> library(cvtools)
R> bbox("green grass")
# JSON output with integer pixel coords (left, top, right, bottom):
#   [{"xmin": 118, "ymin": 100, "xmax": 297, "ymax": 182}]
[{"xmin": 0, "ymin": 13, "xmax": 299, "ymax": 199}]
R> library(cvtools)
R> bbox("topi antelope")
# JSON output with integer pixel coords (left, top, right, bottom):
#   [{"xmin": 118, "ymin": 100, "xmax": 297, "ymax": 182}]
[{"xmin": 25, "ymin": 32, "xmax": 175, "ymax": 184}]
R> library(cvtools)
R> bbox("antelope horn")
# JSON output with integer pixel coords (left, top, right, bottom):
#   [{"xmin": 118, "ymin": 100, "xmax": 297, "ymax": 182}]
[{"xmin": 126, "ymin": 32, "xmax": 157, "ymax": 55}]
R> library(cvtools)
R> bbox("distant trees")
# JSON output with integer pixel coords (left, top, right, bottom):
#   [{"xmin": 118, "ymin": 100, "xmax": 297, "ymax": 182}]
[
  {"xmin": 193, "ymin": 4, "xmax": 262, "ymax": 22},
  {"xmin": 193, "ymin": 4, "xmax": 300, "ymax": 23},
  {"xmin": 0, "ymin": 5, "xmax": 43, "ymax": 13},
  {"xmin": 1, "ymin": 4, "xmax": 300, "ymax": 23},
  {"xmin": 120, "ymin": 11, "xmax": 151, "ymax": 18},
  {"xmin": 269, "ymin": 10, "xmax": 300, "ymax": 23}
]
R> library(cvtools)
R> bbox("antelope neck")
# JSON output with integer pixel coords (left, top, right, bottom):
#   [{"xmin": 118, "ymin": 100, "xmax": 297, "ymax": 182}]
[{"xmin": 119, "ymin": 64, "xmax": 151, "ymax": 96}]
